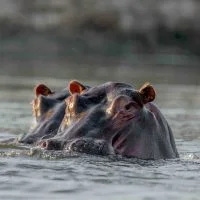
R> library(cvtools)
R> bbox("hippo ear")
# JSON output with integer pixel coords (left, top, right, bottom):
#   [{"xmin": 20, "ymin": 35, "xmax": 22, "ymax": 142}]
[
  {"xmin": 69, "ymin": 80, "xmax": 87, "ymax": 94},
  {"xmin": 139, "ymin": 83, "xmax": 156, "ymax": 104},
  {"xmin": 34, "ymin": 84, "xmax": 53, "ymax": 97}
]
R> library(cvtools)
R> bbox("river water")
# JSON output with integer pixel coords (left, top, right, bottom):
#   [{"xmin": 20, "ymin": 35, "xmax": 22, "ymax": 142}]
[{"xmin": 0, "ymin": 61, "xmax": 200, "ymax": 200}]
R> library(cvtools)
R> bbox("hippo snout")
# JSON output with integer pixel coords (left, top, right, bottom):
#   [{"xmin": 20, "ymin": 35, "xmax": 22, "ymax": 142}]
[
  {"xmin": 18, "ymin": 135, "xmax": 37, "ymax": 145},
  {"xmin": 40, "ymin": 139, "xmax": 63, "ymax": 150}
]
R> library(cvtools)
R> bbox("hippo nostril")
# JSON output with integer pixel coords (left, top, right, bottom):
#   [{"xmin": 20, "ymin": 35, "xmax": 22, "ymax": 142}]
[
  {"xmin": 41, "ymin": 141, "xmax": 47, "ymax": 148},
  {"xmin": 125, "ymin": 102, "xmax": 138, "ymax": 110},
  {"xmin": 18, "ymin": 137, "xmax": 35, "ymax": 144},
  {"xmin": 40, "ymin": 139, "xmax": 62, "ymax": 150},
  {"xmin": 125, "ymin": 104, "xmax": 131, "ymax": 110}
]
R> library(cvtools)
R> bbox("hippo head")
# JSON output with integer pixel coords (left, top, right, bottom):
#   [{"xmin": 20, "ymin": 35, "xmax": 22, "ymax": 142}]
[
  {"xmin": 18, "ymin": 81, "xmax": 88, "ymax": 145},
  {"xmin": 41, "ymin": 81, "xmax": 179, "ymax": 160}
]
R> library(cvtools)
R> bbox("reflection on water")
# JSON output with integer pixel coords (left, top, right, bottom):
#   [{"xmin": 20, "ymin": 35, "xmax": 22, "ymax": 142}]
[{"xmin": 0, "ymin": 61, "xmax": 200, "ymax": 200}]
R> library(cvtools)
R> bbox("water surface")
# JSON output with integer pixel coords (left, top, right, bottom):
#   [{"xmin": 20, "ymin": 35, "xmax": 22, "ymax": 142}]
[{"xmin": 0, "ymin": 74, "xmax": 200, "ymax": 200}]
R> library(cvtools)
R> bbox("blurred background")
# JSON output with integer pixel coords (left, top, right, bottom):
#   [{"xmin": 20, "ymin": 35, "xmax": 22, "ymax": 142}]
[{"xmin": 0, "ymin": 0, "xmax": 200, "ymax": 102}]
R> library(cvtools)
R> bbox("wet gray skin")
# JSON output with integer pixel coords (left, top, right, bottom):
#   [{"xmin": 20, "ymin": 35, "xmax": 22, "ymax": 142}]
[
  {"xmin": 41, "ymin": 81, "xmax": 179, "ymax": 160},
  {"xmin": 18, "ymin": 99, "xmax": 66, "ymax": 144},
  {"xmin": 18, "ymin": 81, "xmax": 89, "ymax": 145}
]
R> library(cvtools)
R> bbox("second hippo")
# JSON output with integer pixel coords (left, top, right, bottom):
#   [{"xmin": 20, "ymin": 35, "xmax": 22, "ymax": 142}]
[{"xmin": 18, "ymin": 81, "xmax": 89, "ymax": 144}]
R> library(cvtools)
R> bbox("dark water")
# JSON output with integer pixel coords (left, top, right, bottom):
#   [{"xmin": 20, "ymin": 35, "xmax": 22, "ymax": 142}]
[{"xmin": 0, "ymin": 64, "xmax": 200, "ymax": 200}]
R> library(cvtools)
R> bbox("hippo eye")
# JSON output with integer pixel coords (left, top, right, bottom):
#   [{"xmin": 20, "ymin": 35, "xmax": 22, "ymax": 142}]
[
  {"xmin": 125, "ymin": 102, "xmax": 139, "ymax": 110},
  {"xmin": 125, "ymin": 104, "xmax": 131, "ymax": 110}
]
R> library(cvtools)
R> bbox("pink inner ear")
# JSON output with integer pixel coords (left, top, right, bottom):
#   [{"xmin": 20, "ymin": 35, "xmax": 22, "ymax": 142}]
[
  {"xmin": 139, "ymin": 83, "xmax": 156, "ymax": 103},
  {"xmin": 146, "ymin": 86, "xmax": 156, "ymax": 102},
  {"xmin": 69, "ymin": 80, "xmax": 85, "ymax": 94},
  {"xmin": 35, "ymin": 84, "xmax": 51, "ymax": 97},
  {"xmin": 69, "ymin": 84, "xmax": 80, "ymax": 94}
]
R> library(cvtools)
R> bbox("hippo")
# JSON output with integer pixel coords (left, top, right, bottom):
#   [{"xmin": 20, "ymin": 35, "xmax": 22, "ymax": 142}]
[
  {"xmin": 18, "ymin": 81, "xmax": 89, "ymax": 145},
  {"xmin": 40, "ymin": 81, "xmax": 179, "ymax": 160}
]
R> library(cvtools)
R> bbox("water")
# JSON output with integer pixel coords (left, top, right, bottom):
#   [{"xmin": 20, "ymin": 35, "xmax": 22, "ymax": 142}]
[{"xmin": 0, "ymin": 68, "xmax": 200, "ymax": 200}]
